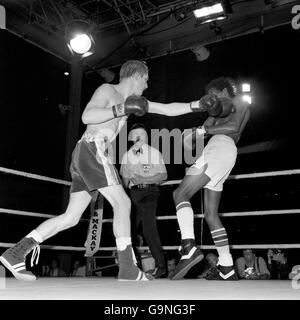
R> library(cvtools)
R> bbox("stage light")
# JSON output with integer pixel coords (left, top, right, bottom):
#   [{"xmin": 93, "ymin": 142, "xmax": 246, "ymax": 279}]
[
  {"xmin": 242, "ymin": 94, "xmax": 252, "ymax": 104},
  {"xmin": 193, "ymin": 2, "xmax": 227, "ymax": 24},
  {"xmin": 242, "ymin": 83, "xmax": 251, "ymax": 92},
  {"xmin": 65, "ymin": 20, "xmax": 95, "ymax": 58},
  {"xmin": 64, "ymin": 72, "xmax": 69, "ymax": 76},
  {"xmin": 69, "ymin": 34, "xmax": 92, "ymax": 54}
]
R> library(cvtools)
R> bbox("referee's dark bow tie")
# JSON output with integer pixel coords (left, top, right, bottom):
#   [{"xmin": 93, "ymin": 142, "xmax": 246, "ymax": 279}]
[{"xmin": 133, "ymin": 148, "xmax": 143, "ymax": 155}]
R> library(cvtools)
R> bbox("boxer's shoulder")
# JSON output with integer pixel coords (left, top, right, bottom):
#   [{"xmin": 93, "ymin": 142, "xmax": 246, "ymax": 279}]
[{"xmin": 233, "ymin": 95, "xmax": 249, "ymax": 110}]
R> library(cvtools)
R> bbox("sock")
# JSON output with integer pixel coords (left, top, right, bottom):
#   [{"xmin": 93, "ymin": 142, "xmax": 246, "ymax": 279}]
[
  {"xmin": 26, "ymin": 230, "xmax": 43, "ymax": 243},
  {"xmin": 116, "ymin": 237, "xmax": 131, "ymax": 251},
  {"xmin": 176, "ymin": 202, "xmax": 195, "ymax": 240},
  {"xmin": 211, "ymin": 227, "xmax": 233, "ymax": 266},
  {"xmin": 116, "ymin": 237, "xmax": 137, "ymax": 265}
]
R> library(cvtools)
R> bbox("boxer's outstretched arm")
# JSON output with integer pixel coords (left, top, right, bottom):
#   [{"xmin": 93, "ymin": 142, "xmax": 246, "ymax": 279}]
[
  {"xmin": 148, "ymin": 101, "xmax": 192, "ymax": 116},
  {"xmin": 82, "ymin": 84, "xmax": 119, "ymax": 124}
]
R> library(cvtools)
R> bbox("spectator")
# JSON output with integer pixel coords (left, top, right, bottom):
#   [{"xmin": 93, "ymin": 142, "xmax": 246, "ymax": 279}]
[
  {"xmin": 71, "ymin": 260, "xmax": 87, "ymax": 277},
  {"xmin": 120, "ymin": 123, "xmax": 168, "ymax": 278},
  {"xmin": 267, "ymin": 249, "xmax": 289, "ymax": 279},
  {"xmin": 49, "ymin": 259, "xmax": 66, "ymax": 277},
  {"xmin": 167, "ymin": 258, "xmax": 177, "ymax": 279},
  {"xmin": 288, "ymin": 265, "xmax": 300, "ymax": 280},
  {"xmin": 40, "ymin": 262, "xmax": 50, "ymax": 277},
  {"xmin": 198, "ymin": 253, "xmax": 218, "ymax": 279},
  {"xmin": 235, "ymin": 249, "xmax": 270, "ymax": 280}
]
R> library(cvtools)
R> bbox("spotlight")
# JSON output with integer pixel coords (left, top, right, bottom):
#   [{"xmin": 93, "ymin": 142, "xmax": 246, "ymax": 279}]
[
  {"xmin": 64, "ymin": 72, "xmax": 69, "ymax": 76},
  {"xmin": 242, "ymin": 83, "xmax": 251, "ymax": 92},
  {"xmin": 242, "ymin": 94, "xmax": 252, "ymax": 104},
  {"xmin": 191, "ymin": 46, "xmax": 210, "ymax": 62},
  {"xmin": 193, "ymin": 2, "xmax": 227, "ymax": 24},
  {"xmin": 67, "ymin": 33, "xmax": 95, "ymax": 57},
  {"xmin": 65, "ymin": 20, "xmax": 95, "ymax": 58},
  {"xmin": 69, "ymin": 34, "xmax": 92, "ymax": 54}
]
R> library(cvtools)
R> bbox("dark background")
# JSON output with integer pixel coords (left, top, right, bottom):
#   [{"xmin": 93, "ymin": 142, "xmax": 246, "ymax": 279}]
[{"xmin": 0, "ymin": 24, "xmax": 300, "ymax": 269}]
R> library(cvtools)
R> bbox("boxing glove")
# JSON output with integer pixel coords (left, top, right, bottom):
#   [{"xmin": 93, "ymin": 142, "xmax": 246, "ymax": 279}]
[
  {"xmin": 201, "ymin": 94, "xmax": 222, "ymax": 116},
  {"xmin": 112, "ymin": 95, "xmax": 149, "ymax": 118},
  {"xmin": 190, "ymin": 94, "xmax": 221, "ymax": 116},
  {"xmin": 190, "ymin": 94, "xmax": 234, "ymax": 117},
  {"xmin": 217, "ymin": 97, "xmax": 234, "ymax": 117}
]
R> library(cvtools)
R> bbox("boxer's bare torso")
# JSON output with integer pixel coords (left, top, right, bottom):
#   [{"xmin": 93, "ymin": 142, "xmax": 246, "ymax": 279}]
[
  {"xmin": 204, "ymin": 95, "xmax": 250, "ymax": 144},
  {"xmin": 84, "ymin": 84, "xmax": 128, "ymax": 141}
]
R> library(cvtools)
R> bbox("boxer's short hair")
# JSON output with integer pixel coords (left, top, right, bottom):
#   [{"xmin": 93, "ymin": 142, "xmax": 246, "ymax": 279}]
[
  {"xmin": 120, "ymin": 60, "xmax": 148, "ymax": 80},
  {"xmin": 206, "ymin": 77, "xmax": 237, "ymax": 97},
  {"xmin": 129, "ymin": 123, "xmax": 147, "ymax": 132}
]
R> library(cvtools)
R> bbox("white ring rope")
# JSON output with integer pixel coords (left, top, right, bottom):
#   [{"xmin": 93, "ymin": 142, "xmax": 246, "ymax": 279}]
[
  {"xmin": 1, "ymin": 208, "xmax": 297, "ymax": 221},
  {"xmin": 0, "ymin": 242, "xmax": 85, "ymax": 251},
  {"xmin": 1, "ymin": 243, "xmax": 300, "ymax": 250},
  {"xmin": 101, "ymin": 209, "xmax": 300, "ymax": 223},
  {"xmin": 94, "ymin": 244, "xmax": 300, "ymax": 251},
  {"xmin": 0, "ymin": 166, "xmax": 71, "ymax": 186},
  {"xmin": 161, "ymin": 169, "xmax": 300, "ymax": 185},
  {"xmin": 1, "ymin": 166, "xmax": 300, "ymax": 186},
  {"xmin": 0, "ymin": 208, "xmax": 89, "ymax": 222}
]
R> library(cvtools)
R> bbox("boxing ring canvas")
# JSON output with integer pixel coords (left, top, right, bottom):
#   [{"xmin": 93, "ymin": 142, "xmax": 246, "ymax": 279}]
[{"xmin": 0, "ymin": 277, "xmax": 299, "ymax": 300}]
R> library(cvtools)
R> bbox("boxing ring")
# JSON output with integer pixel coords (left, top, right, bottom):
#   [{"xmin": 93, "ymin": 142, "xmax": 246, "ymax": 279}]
[{"xmin": 0, "ymin": 166, "xmax": 300, "ymax": 300}]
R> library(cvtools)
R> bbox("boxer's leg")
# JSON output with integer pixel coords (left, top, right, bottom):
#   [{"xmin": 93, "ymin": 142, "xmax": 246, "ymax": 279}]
[
  {"xmin": 99, "ymin": 184, "xmax": 153, "ymax": 281},
  {"xmin": 204, "ymin": 188, "xmax": 237, "ymax": 280},
  {"xmin": 170, "ymin": 166, "xmax": 209, "ymax": 280},
  {"xmin": 0, "ymin": 191, "xmax": 92, "ymax": 281}
]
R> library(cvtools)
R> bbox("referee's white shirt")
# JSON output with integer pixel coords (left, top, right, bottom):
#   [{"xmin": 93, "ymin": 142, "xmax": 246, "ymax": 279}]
[{"xmin": 120, "ymin": 144, "xmax": 167, "ymax": 189}]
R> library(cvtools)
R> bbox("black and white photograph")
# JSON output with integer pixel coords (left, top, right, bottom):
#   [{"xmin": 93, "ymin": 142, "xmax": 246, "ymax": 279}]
[{"xmin": 0, "ymin": 0, "xmax": 299, "ymax": 310}]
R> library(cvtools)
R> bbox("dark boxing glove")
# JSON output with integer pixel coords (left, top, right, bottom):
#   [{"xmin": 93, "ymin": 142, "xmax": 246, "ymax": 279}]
[
  {"xmin": 190, "ymin": 94, "xmax": 221, "ymax": 116},
  {"xmin": 190, "ymin": 94, "xmax": 234, "ymax": 117},
  {"xmin": 201, "ymin": 94, "xmax": 222, "ymax": 116},
  {"xmin": 112, "ymin": 95, "xmax": 149, "ymax": 118},
  {"xmin": 217, "ymin": 97, "xmax": 234, "ymax": 117}
]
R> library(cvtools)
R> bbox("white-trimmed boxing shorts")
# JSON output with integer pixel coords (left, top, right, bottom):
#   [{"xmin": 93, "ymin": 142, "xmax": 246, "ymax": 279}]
[
  {"xmin": 69, "ymin": 132, "xmax": 121, "ymax": 194},
  {"xmin": 187, "ymin": 134, "xmax": 237, "ymax": 191}
]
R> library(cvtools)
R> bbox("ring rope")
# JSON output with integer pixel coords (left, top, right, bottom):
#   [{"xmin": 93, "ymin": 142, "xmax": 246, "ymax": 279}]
[
  {"xmin": 1, "ymin": 243, "xmax": 300, "ymax": 250},
  {"xmin": 0, "ymin": 242, "xmax": 85, "ymax": 251},
  {"xmin": 0, "ymin": 166, "xmax": 71, "ymax": 186},
  {"xmin": 0, "ymin": 208, "xmax": 89, "ymax": 222},
  {"xmin": 93, "ymin": 244, "xmax": 300, "ymax": 251},
  {"xmin": 101, "ymin": 209, "xmax": 300, "ymax": 223},
  {"xmin": 1, "ymin": 208, "xmax": 298, "ymax": 221},
  {"xmin": 1, "ymin": 166, "xmax": 300, "ymax": 186}
]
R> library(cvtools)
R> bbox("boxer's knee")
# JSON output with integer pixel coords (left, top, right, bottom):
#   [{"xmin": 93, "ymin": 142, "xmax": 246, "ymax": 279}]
[
  {"xmin": 61, "ymin": 213, "xmax": 80, "ymax": 229},
  {"xmin": 173, "ymin": 188, "xmax": 189, "ymax": 207}
]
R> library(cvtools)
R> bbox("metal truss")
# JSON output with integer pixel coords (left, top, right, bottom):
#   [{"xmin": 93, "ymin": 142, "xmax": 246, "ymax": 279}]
[{"xmin": 4, "ymin": 0, "xmax": 199, "ymax": 36}]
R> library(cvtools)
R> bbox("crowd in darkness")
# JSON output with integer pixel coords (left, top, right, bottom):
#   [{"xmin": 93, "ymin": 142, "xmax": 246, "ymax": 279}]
[{"xmin": 31, "ymin": 247, "xmax": 299, "ymax": 281}]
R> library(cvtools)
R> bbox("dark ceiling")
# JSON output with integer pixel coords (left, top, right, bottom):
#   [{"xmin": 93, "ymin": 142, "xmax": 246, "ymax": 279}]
[{"xmin": 1, "ymin": 0, "xmax": 298, "ymax": 71}]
